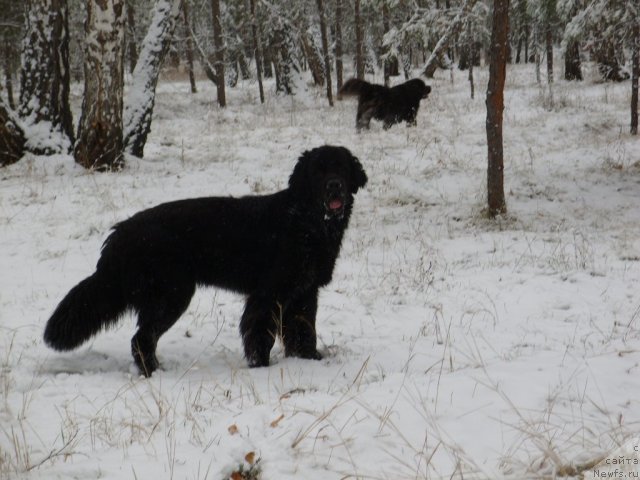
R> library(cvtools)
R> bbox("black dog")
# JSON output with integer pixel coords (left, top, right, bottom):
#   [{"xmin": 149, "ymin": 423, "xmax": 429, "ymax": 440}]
[
  {"xmin": 338, "ymin": 78, "xmax": 431, "ymax": 131},
  {"xmin": 44, "ymin": 146, "xmax": 367, "ymax": 376}
]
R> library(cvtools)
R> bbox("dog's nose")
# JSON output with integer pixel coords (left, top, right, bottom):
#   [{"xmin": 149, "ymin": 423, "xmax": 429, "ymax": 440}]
[{"xmin": 326, "ymin": 179, "xmax": 343, "ymax": 191}]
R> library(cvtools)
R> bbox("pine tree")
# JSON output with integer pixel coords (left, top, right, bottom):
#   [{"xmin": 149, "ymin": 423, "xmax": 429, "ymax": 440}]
[{"xmin": 486, "ymin": 0, "xmax": 509, "ymax": 217}]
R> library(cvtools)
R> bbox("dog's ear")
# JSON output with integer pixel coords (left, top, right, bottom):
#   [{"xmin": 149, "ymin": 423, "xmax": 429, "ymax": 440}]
[
  {"xmin": 289, "ymin": 149, "xmax": 314, "ymax": 195},
  {"xmin": 349, "ymin": 153, "xmax": 368, "ymax": 194}
]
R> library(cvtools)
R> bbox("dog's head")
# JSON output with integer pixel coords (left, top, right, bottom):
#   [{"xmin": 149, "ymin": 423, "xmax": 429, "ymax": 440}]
[
  {"xmin": 289, "ymin": 145, "xmax": 368, "ymax": 220},
  {"xmin": 405, "ymin": 78, "xmax": 431, "ymax": 98}
]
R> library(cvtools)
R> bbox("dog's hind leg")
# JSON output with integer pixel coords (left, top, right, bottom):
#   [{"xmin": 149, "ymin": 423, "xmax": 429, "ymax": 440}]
[
  {"xmin": 240, "ymin": 294, "xmax": 279, "ymax": 368},
  {"xmin": 405, "ymin": 107, "xmax": 419, "ymax": 127},
  {"xmin": 356, "ymin": 102, "xmax": 374, "ymax": 132},
  {"xmin": 131, "ymin": 281, "xmax": 195, "ymax": 377},
  {"xmin": 282, "ymin": 290, "xmax": 322, "ymax": 361}
]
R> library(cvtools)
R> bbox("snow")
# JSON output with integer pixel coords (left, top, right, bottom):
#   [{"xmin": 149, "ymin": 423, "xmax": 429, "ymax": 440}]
[{"xmin": 1, "ymin": 63, "xmax": 640, "ymax": 479}]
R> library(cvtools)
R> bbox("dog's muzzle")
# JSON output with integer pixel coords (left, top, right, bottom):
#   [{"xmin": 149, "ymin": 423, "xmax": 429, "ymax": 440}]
[{"xmin": 324, "ymin": 178, "xmax": 346, "ymax": 219}]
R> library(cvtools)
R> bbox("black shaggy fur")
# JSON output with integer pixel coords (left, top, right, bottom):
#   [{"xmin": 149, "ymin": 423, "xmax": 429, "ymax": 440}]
[
  {"xmin": 338, "ymin": 78, "xmax": 431, "ymax": 131},
  {"xmin": 44, "ymin": 146, "xmax": 368, "ymax": 376}
]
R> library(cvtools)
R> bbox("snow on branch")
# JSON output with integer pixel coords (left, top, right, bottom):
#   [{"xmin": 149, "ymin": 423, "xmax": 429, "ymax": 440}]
[{"xmin": 422, "ymin": 0, "xmax": 479, "ymax": 77}]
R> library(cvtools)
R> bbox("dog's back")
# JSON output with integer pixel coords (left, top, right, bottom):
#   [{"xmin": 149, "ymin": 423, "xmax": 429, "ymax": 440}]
[{"xmin": 338, "ymin": 78, "xmax": 388, "ymax": 101}]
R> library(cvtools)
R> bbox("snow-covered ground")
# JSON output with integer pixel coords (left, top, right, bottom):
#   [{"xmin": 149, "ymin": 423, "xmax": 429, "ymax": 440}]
[{"xmin": 1, "ymin": 64, "xmax": 639, "ymax": 479}]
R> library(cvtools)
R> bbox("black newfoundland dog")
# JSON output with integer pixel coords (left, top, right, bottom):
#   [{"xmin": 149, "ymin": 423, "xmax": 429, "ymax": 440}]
[
  {"xmin": 44, "ymin": 146, "xmax": 367, "ymax": 376},
  {"xmin": 338, "ymin": 78, "xmax": 431, "ymax": 131}
]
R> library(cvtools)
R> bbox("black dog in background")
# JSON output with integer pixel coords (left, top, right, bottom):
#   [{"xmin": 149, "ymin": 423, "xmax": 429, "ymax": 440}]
[
  {"xmin": 338, "ymin": 78, "xmax": 431, "ymax": 131},
  {"xmin": 44, "ymin": 146, "xmax": 368, "ymax": 376}
]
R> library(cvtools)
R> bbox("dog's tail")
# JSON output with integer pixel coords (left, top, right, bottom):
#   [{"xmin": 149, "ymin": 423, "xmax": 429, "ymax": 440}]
[
  {"xmin": 338, "ymin": 78, "xmax": 373, "ymax": 100},
  {"xmin": 44, "ymin": 267, "xmax": 126, "ymax": 351}
]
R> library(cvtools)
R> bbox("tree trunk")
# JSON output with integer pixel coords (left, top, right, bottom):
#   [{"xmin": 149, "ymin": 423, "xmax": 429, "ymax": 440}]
[
  {"xmin": 382, "ymin": 1, "xmax": 390, "ymax": 86},
  {"xmin": 126, "ymin": 3, "xmax": 138, "ymax": 74},
  {"xmin": 564, "ymin": 40, "xmax": 582, "ymax": 81},
  {"xmin": 4, "ymin": 44, "xmax": 17, "ymax": 109},
  {"xmin": 249, "ymin": 0, "xmax": 264, "ymax": 104},
  {"xmin": 123, "ymin": 0, "xmax": 183, "ymax": 158},
  {"xmin": 301, "ymin": 30, "xmax": 325, "ymax": 86},
  {"xmin": 271, "ymin": 25, "xmax": 300, "ymax": 95},
  {"xmin": 545, "ymin": 21, "xmax": 553, "ymax": 84},
  {"xmin": 524, "ymin": 25, "xmax": 529, "ymax": 63},
  {"xmin": 262, "ymin": 45, "xmax": 273, "ymax": 78},
  {"xmin": 335, "ymin": 0, "xmax": 343, "ymax": 91},
  {"xmin": 0, "ymin": 99, "xmax": 25, "ymax": 166},
  {"xmin": 533, "ymin": 24, "xmax": 541, "ymax": 83},
  {"xmin": 182, "ymin": 0, "xmax": 197, "ymax": 93},
  {"xmin": 355, "ymin": 0, "xmax": 364, "ymax": 79},
  {"xmin": 468, "ymin": 21, "xmax": 475, "ymax": 99},
  {"xmin": 0, "ymin": 1, "xmax": 22, "ymax": 110},
  {"xmin": 19, "ymin": 0, "xmax": 74, "ymax": 151},
  {"xmin": 211, "ymin": 0, "xmax": 226, "ymax": 107},
  {"xmin": 74, "ymin": 0, "xmax": 125, "ymax": 170},
  {"xmin": 423, "ymin": 0, "xmax": 479, "ymax": 78},
  {"xmin": 316, "ymin": 0, "xmax": 333, "ymax": 106},
  {"xmin": 632, "ymin": 14, "xmax": 639, "ymax": 135},
  {"xmin": 188, "ymin": 21, "xmax": 218, "ymax": 86},
  {"xmin": 595, "ymin": 40, "xmax": 626, "ymax": 82},
  {"xmin": 485, "ymin": 0, "xmax": 509, "ymax": 217}
]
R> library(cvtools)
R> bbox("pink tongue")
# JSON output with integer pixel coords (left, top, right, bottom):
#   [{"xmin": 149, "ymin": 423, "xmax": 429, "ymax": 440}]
[{"xmin": 329, "ymin": 199, "xmax": 343, "ymax": 210}]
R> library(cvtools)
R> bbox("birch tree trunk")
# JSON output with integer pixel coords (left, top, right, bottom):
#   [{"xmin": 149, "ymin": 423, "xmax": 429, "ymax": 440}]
[
  {"xmin": 123, "ymin": 0, "xmax": 183, "ymax": 158},
  {"xmin": 485, "ymin": 0, "xmax": 509, "ymax": 216},
  {"xmin": 19, "ymin": 0, "xmax": 73, "ymax": 151},
  {"xmin": 74, "ymin": 0, "xmax": 125, "ymax": 170}
]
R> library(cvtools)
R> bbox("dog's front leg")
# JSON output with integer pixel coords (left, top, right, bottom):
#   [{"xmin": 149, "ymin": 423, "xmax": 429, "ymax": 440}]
[
  {"xmin": 240, "ymin": 294, "xmax": 279, "ymax": 367},
  {"xmin": 282, "ymin": 289, "xmax": 323, "ymax": 361}
]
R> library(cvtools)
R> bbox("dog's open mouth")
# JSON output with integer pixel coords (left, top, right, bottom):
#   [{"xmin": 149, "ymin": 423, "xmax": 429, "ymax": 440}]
[
  {"xmin": 328, "ymin": 198, "xmax": 343, "ymax": 211},
  {"xmin": 324, "ymin": 178, "xmax": 347, "ymax": 219}
]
